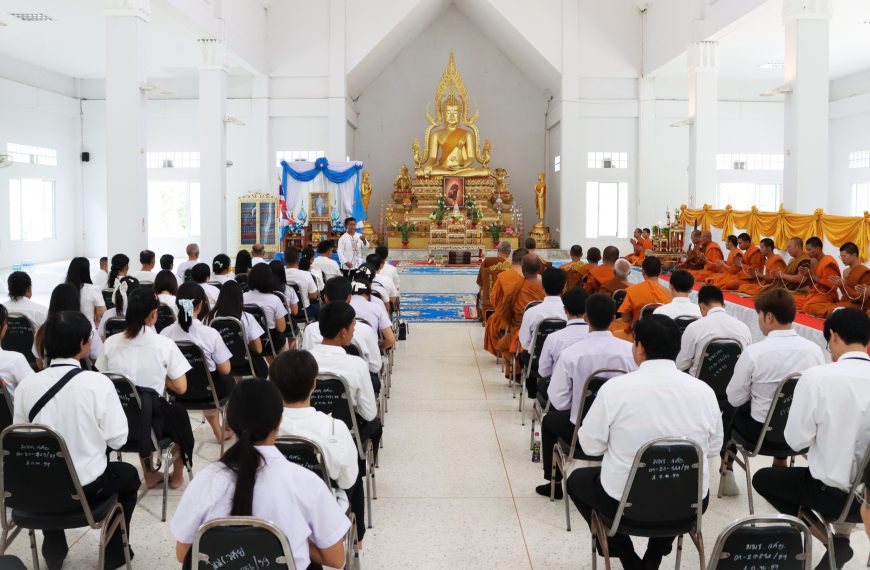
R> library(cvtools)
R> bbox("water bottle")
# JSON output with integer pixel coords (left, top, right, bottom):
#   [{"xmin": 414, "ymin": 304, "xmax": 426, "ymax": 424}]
[{"xmin": 532, "ymin": 431, "xmax": 541, "ymax": 463}]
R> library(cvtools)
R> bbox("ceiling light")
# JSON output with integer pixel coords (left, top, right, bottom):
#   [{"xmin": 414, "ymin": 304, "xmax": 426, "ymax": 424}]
[
  {"xmin": 760, "ymin": 83, "xmax": 793, "ymax": 97},
  {"xmin": 759, "ymin": 62, "xmax": 784, "ymax": 70},
  {"xmin": 670, "ymin": 118, "xmax": 694, "ymax": 128},
  {"xmin": 224, "ymin": 116, "xmax": 247, "ymax": 127},
  {"xmin": 8, "ymin": 12, "xmax": 53, "ymax": 22}
]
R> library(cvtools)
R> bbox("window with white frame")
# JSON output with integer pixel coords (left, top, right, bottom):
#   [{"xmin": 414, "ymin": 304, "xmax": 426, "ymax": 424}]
[
  {"xmin": 553, "ymin": 155, "xmax": 561, "ymax": 173},
  {"xmin": 9, "ymin": 179, "xmax": 55, "ymax": 241},
  {"xmin": 849, "ymin": 150, "xmax": 870, "ymax": 169},
  {"xmin": 716, "ymin": 183, "xmax": 781, "ymax": 211},
  {"xmin": 276, "ymin": 150, "xmax": 325, "ymax": 167},
  {"xmin": 852, "ymin": 182, "xmax": 870, "ymax": 216},
  {"xmin": 716, "ymin": 154, "xmax": 784, "ymax": 171},
  {"xmin": 585, "ymin": 181, "xmax": 628, "ymax": 239},
  {"xmin": 6, "ymin": 143, "xmax": 57, "ymax": 166},
  {"xmin": 146, "ymin": 152, "xmax": 200, "ymax": 169},
  {"xmin": 147, "ymin": 181, "xmax": 201, "ymax": 238},
  {"xmin": 587, "ymin": 152, "xmax": 627, "ymax": 169}
]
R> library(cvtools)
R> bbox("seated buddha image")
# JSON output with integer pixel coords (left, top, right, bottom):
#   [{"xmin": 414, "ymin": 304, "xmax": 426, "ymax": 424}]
[{"xmin": 416, "ymin": 90, "xmax": 491, "ymax": 178}]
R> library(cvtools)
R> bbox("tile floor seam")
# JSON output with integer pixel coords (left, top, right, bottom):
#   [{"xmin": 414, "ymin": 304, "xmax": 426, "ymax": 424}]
[{"xmin": 469, "ymin": 326, "xmax": 490, "ymax": 401}]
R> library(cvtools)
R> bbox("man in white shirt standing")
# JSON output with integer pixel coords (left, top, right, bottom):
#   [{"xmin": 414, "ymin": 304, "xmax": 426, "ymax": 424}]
[
  {"xmin": 175, "ymin": 243, "xmax": 200, "ymax": 281},
  {"xmin": 753, "ymin": 308, "xmax": 870, "ymax": 569},
  {"xmin": 568, "ymin": 314, "xmax": 722, "ymax": 569},
  {"xmin": 537, "ymin": 293, "xmax": 636, "ymax": 498},
  {"xmin": 312, "ymin": 240, "xmax": 343, "ymax": 283},
  {"xmin": 129, "ymin": 250, "xmax": 157, "ymax": 283},
  {"xmin": 2, "ymin": 271, "xmax": 48, "ymax": 329},
  {"xmin": 654, "ymin": 269, "xmax": 702, "ymax": 320},
  {"xmin": 519, "ymin": 268, "xmax": 567, "ymax": 398},
  {"xmin": 676, "ymin": 284, "xmax": 752, "ymax": 377},
  {"xmin": 537, "ymin": 287, "xmax": 589, "ymax": 380},
  {"xmin": 720, "ymin": 289, "xmax": 825, "ymax": 496},
  {"xmin": 337, "ymin": 217, "xmax": 368, "ymax": 274},
  {"xmin": 12, "ymin": 311, "xmax": 138, "ymax": 570}
]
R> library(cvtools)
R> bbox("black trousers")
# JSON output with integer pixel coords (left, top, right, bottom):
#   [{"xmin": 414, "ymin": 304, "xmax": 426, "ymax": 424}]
[
  {"xmin": 268, "ymin": 328, "xmax": 287, "ymax": 352},
  {"xmin": 345, "ymin": 474, "xmax": 366, "ymax": 541},
  {"xmin": 369, "ymin": 372, "xmax": 381, "ymax": 396},
  {"xmin": 718, "ymin": 398, "xmax": 736, "ymax": 457},
  {"xmin": 726, "ymin": 404, "xmax": 788, "ymax": 461},
  {"xmin": 567, "ymin": 467, "xmax": 709, "ymax": 558},
  {"xmin": 753, "ymin": 467, "xmax": 860, "ymax": 526},
  {"xmin": 305, "ymin": 301, "xmax": 320, "ymax": 320},
  {"xmin": 541, "ymin": 409, "xmax": 574, "ymax": 482},
  {"xmin": 42, "ymin": 462, "xmax": 140, "ymax": 569}
]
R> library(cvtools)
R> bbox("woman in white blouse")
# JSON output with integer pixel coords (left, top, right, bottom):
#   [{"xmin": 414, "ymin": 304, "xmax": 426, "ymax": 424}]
[
  {"xmin": 65, "ymin": 257, "xmax": 106, "ymax": 326},
  {"xmin": 96, "ymin": 288, "xmax": 193, "ymax": 489},
  {"xmin": 106, "ymin": 253, "xmax": 130, "ymax": 290},
  {"xmin": 153, "ymin": 269, "xmax": 179, "ymax": 317},
  {"xmin": 171, "ymin": 380, "xmax": 348, "ymax": 570},
  {"xmin": 243, "ymin": 264, "xmax": 291, "ymax": 355},
  {"xmin": 96, "ymin": 276, "xmax": 139, "ymax": 340},
  {"xmin": 161, "ymin": 282, "xmax": 235, "ymax": 442},
  {"xmin": 211, "ymin": 253, "xmax": 235, "ymax": 284},
  {"xmin": 210, "ymin": 280, "xmax": 267, "ymax": 376}
]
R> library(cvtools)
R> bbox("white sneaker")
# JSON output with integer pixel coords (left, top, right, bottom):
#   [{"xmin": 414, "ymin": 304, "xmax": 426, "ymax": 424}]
[{"xmin": 720, "ymin": 469, "xmax": 741, "ymax": 497}]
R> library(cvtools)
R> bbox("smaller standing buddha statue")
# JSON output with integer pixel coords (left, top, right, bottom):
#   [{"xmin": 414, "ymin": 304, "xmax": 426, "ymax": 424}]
[
  {"xmin": 360, "ymin": 170, "xmax": 372, "ymax": 216},
  {"xmin": 533, "ymin": 172, "xmax": 547, "ymax": 231}
]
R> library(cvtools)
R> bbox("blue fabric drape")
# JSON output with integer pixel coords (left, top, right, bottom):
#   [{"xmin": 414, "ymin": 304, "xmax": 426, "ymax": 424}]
[{"xmin": 280, "ymin": 158, "xmax": 366, "ymax": 222}]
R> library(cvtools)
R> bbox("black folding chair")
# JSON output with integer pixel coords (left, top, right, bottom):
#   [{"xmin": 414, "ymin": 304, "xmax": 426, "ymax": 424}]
[
  {"xmin": 102, "ymin": 289, "xmax": 115, "ymax": 310},
  {"xmin": 0, "ymin": 384, "xmax": 13, "ymax": 440},
  {"xmin": 0, "ymin": 314, "xmax": 37, "ymax": 369},
  {"xmin": 640, "ymin": 303, "xmax": 664, "ymax": 319},
  {"xmin": 286, "ymin": 282, "xmax": 309, "ymax": 325},
  {"xmin": 155, "ymin": 304, "xmax": 176, "ymax": 333},
  {"xmin": 551, "ymin": 368, "xmax": 628, "ymax": 531},
  {"xmin": 719, "ymin": 374, "xmax": 806, "ymax": 513},
  {"xmin": 589, "ymin": 438, "xmax": 706, "ymax": 570},
  {"xmin": 523, "ymin": 317, "xmax": 566, "ymax": 429},
  {"xmin": 674, "ymin": 316, "xmax": 698, "ymax": 335},
  {"xmin": 695, "ymin": 338, "xmax": 744, "ymax": 404},
  {"xmin": 612, "ymin": 290, "xmax": 627, "ymax": 318},
  {"xmin": 509, "ymin": 300, "xmax": 541, "ymax": 392},
  {"xmin": 210, "ymin": 317, "xmax": 262, "ymax": 379},
  {"xmin": 102, "ymin": 317, "xmax": 126, "ymax": 340},
  {"xmin": 0, "ymin": 425, "xmax": 132, "ymax": 569},
  {"xmin": 170, "ymin": 342, "xmax": 231, "ymax": 455},
  {"xmin": 189, "ymin": 517, "xmax": 297, "ymax": 570},
  {"xmin": 273, "ymin": 292, "xmax": 301, "ymax": 345},
  {"xmin": 243, "ymin": 305, "xmax": 277, "ymax": 358},
  {"xmin": 707, "ymin": 514, "xmax": 811, "ymax": 570}
]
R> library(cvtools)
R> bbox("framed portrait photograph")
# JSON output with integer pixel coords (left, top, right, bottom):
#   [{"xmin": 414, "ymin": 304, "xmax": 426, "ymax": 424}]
[
  {"xmin": 443, "ymin": 176, "xmax": 465, "ymax": 208},
  {"xmin": 309, "ymin": 192, "xmax": 331, "ymax": 219}
]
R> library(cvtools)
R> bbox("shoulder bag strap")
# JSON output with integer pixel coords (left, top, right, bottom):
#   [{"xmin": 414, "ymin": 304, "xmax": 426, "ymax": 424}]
[{"xmin": 28, "ymin": 368, "xmax": 84, "ymax": 422}]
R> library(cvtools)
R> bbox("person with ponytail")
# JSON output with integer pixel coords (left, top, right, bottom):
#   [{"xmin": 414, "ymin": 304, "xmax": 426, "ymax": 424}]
[
  {"xmin": 97, "ymin": 276, "xmax": 140, "ymax": 339},
  {"xmin": 269, "ymin": 259, "xmax": 301, "ymax": 315},
  {"xmin": 34, "ymin": 283, "xmax": 102, "ymax": 368},
  {"xmin": 211, "ymin": 253, "xmax": 234, "ymax": 284},
  {"xmin": 190, "ymin": 263, "xmax": 220, "ymax": 309},
  {"xmin": 161, "ymin": 282, "xmax": 235, "ymax": 442},
  {"xmin": 107, "ymin": 253, "xmax": 130, "ymax": 289},
  {"xmin": 154, "ymin": 269, "xmax": 179, "ymax": 316},
  {"xmin": 171, "ymin": 379, "xmax": 349, "ymax": 570},
  {"xmin": 65, "ymin": 257, "xmax": 107, "ymax": 326},
  {"xmin": 243, "ymin": 263, "xmax": 290, "ymax": 355},
  {"xmin": 210, "ymin": 280, "xmax": 266, "ymax": 371},
  {"xmin": 96, "ymin": 288, "xmax": 193, "ymax": 489}
]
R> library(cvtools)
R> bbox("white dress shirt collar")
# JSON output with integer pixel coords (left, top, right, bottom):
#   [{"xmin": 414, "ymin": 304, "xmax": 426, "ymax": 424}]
[
  {"xmin": 706, "ymin": 306, "xmax": 726, "ymax": 316},
  {"xmin": 671, "ymin": 297, "xmax": 692, "ymax": 304},
  {"xmin": 765, "ymin": 328, "xmax": 797, "ymax": 339},
  {"xmin": 838, "ymin": 351, "xmax": 870, "ymax": 361},
  {"xmin": 49, "ymin": 357, "xmax": 82, "ymax": 368}
]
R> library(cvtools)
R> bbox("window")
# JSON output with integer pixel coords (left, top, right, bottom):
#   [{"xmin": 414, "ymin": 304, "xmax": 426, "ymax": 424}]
[
  {"xmin": 146, "ymin": 152, "xmax": 200, "ymax": 169},
  {"xmin": 849, "ymin": 150, "xmax": 870, "ymax": 169},
  {"xmin": 716, "ymin": 183, "xmax": 781, "ymax": 211},
  {"xmin": 276, "ymin": 150, "xmax": 325, "ymax": 166},
  {"xmin": 587, "ymin": 152, "xmax": 627, "ymax": 169},
  {"xmin": 147, "ymin": 181, "xmax": 201, "ymax": 238},
  {"xmin": 9, "ymin": 179, "xmax": 55, "ymax": 241},
  {"xmin": 553, "ymin": 155, "xmax": 561, "ymax": 173},
  {"xmin": 585, "ymin": 181, "xmax": 628, "ymax": 238},
  {"xmin": 716, "ymin": 154, "xmax": 783, "ymax": 171},
  {"xmin": 852, "ymin": 182, "xmax": 870, "ymax": 216},
  {"xmin": 6, "ymin": 143, "xmax": 57, "ymax": 166}
]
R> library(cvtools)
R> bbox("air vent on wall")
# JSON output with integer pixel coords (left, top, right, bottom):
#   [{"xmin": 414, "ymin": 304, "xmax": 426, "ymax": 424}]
[
  {"xmin": 733, "ymin": 161, "xmax": 746, "ymax": 170},
  {"xmin": 8, "ymin": 12, "xmax": 53, "ymax": 21},
  {"xmin": 603, "ymin": 158, "xmax": 613, "ymax": 169}
]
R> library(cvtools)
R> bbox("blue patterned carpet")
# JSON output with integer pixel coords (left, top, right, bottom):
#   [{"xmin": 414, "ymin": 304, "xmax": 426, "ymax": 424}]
[
  {"xmin": 400, "ymin": 293, "xmax": 478, "ymax": 322},
  {"xmin": 397, "ymin": 266, "xmax": 480, "ymax": 275}
]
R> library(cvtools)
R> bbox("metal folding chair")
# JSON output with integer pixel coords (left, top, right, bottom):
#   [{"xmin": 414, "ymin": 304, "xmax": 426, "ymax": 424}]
[
  {"xmin": 707, "ymin": 514, "xmax": 811, "ymax": 570},
  {"xmin": 190, "ymin": 516, "xmax": 297, "ymax": 569}
]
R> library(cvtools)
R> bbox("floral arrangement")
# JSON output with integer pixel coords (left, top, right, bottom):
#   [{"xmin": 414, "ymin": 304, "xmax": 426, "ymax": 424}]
[
  {"xmin": 503, "ymin": 225, "xmax": 517, "ymax": 237},
  {"xmin": 465, "ymin": 196, "xmax": 482, "ymax": 224},
  {"xmin": 487, "ymin": 219, "xmax": 504, "ymax": 242},
  {"xmin": 394, "ymin": 220, "xmax": 416, "ymax": 241},
  {"xmin": 285, "ymin": 217, "xmax": 305, "ymax": 236},
  {"xmin": 429, "ymin": 194, "xmax": 447, "ymax": 224}
]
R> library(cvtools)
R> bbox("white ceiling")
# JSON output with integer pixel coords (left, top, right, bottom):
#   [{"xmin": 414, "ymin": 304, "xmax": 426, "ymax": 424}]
[{"xmin": 652, "ymin": 0, "xmax": 870, "ymax": 81}]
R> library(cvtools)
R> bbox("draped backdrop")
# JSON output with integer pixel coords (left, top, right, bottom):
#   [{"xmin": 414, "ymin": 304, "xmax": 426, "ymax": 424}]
[
  {"xmin": 280, "ymin": 158, "xmax": 366, "ymax": 224},
  {"xmin": 680, "ymin": 205, "xmax": 870, "ymax": 260}
]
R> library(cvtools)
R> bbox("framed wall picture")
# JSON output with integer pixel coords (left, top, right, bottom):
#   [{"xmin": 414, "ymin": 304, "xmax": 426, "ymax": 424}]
[
  {"xmin": 443, "ymin": 176, "xmax": 465, "ymax": 208},
  {"xmin": 310, "ymin": 192, "xmax": 331, "ymax": 219}
]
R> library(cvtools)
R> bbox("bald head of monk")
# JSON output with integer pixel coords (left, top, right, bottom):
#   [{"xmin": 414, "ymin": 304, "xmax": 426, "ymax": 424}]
[
  {"xmin": 511, "ymin": 248, "xmax": 529, "ymax": 266},
  {"xmin": 759, "ymin": 238, "xmax": 775, "ymax": 256},
  {"xmin": 690, "ymin": 230, "xmax": 702, "ymax": 245},
  {"xmin": 786, "ymin": 237, "xmax": 804, "ymax": 258},
  {"xmin": 602, "ymin": 246, "xmax": 619, "ymax": 265},
  {"xmin": 806, "ymin": 237, "xmax": 824, "ymax": 259},
  {"xmin": 700, "ymin": 231, "xmax": 713, "ymax": 244},
  {"xmin": 614, "ymin": 258, "xmax": 631, "ymax": 280},
  {"xmin": 522, "ymin": 255, "xmax": 542, "ymax": 278}
]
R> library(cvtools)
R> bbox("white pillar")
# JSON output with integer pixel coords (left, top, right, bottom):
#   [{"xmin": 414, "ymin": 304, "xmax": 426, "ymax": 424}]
[
  {"xmin": 687, "ymin": 41, "xmax": 719, "ymax": 208},
  {"xmin": 559, "ymin": 0, "xmax": 584, "ymax": 247},
  {"xmin": 636, "ymin": 77, "xmax": 656, "ymax": 225},
  {"xmin": 198, "ymin": 38, "xmax": 228, "ymax": 259},
  {"xmin": 783, "ymin": 0, "xmax": 831, "ymax": 213},
  {"xmin": 251, "ymin": 76, "xmax": 272, "ymax": 194},
  {"xmin": 328, "ymin": 0, "xmax": 347, "ymax": 160},
  {"xmin": 105, "ymin": 0, "xmax": 149, "ymax": 257}
]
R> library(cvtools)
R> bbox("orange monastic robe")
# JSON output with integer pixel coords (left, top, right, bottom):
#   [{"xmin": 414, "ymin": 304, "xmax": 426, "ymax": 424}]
[
  {"xmin": 810, "ymin": 264, "xmax": 870, "ymax": 317},
  {"xmin": 613, "ymin": 280, "xmax": 672, "ymax": 340},
  {"xmin": 737, "ymin": 254, "xmax": 787, "ymax": 296},
  {"xmin": 706, "ymin": 249, "xmax": 744, "ymax": 287},
  {"xmin": 798, "ymin": 255, "xmax": 841, "ymax": 317},
  {"xmin": 585, "ymin": 264, "xmax": 616, "ymax": 294},
  {"xmin": 507, "ymin": 280, "xmax": 546, "ymax": 353},
  {"xmin": 483, "ymin": 268, "xmax": 523, "ymax": 355},
  {"xmin": 601, "ymin": 277, "xmax": 632, "ymax": 296},
  {"xmin": 720, "ymin": 245, "xmax": 765, "ymax": 291},
  {"xmin": 564, "ymin": 262, "xmax": 594, "ymax": 290},
  {"xmin": 689, "ymin": 242, "xmax": 725, "ymax": 281}
]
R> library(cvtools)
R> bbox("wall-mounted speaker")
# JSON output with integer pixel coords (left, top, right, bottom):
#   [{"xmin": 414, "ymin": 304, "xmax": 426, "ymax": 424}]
[{"xmin": 81, "ymin": 152, "xmax": 90, "ymax": 162}]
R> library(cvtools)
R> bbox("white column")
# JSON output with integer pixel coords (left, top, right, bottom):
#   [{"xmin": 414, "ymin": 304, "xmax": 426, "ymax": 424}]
[
  {"xmin": 198, "ymin": 38, "xmax": 228, "ymax": 259},
  {"xmin": 636, "ymin": 77, "xmax": 656, "ymax": 225},
  {"xmin": 105, "ymin": 0, "xmax": 149, "ymax": 257},
  {"xmin": 328, "ymin": 0, "xmax": 347, "ymax": 160},
  {"xmin": 251, "ymin": 76, "xmax": 272, "ymax": 194},
  {"xmin": 559, "ymin": 0, "xmax": 584, "ymax": 247},
  {"xmin": 687, "ymin": 41, "xmax": 719, "ymax": 208},
  {"xmin": 782, "ymin": 0, "xmax": 831, "ymax": 213}
]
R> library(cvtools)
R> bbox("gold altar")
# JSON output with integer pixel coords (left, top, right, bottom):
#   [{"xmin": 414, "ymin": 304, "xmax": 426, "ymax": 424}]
[{"xmin": 384, "ymin": 52, "xmax": 521, "ymax": 252}]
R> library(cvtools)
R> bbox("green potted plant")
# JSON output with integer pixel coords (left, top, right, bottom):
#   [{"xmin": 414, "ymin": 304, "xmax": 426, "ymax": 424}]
[
  {"xmin": 487, "ymin": 219, "xmax": 503, "ymax": 246},
  {"xmin": 429, "ymin": 195, "xmax": 446, "ymax": 226},
  {"xmin": 394, "ymin": 220, "xmax": 415, "ymax": 248}
]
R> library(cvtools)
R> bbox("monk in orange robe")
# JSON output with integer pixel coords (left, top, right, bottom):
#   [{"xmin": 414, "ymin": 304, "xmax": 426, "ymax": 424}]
[
  {"xmin": 524, "ymin": 237, "xmax": 552, "ymax": 272},
  {"xmin": 641, "ymin": 228, "xmax": 653, "ymax": 251},
  {"xmin": 737, "ymin": 238, "xmax": 787, "ymax": 296},
  {"xmin": 765, "ymin": 237, "xmax": 812, "ymax": 304},
  {"xmin": 484, "ymin": 248, "xmax": 527, "ymax": 356},
  {"xmin": 797, "ymin": 237, "xmax": 841, "ymax": 317},
  {"xmin": 564, "ymin": 247, "xmax": 600, "ymax": 289},
  {"xmin": 688, "ymin": 231, "xmax": 725, "ymax": 281},
  {"xmin": 601, "ymin": 258, "xmax": 633, "ymax": 296},
  {"xmin": 626, "ymin": 228, "xmax": 646, "ymax": 266},
  {"xmin": 614, "ymin": 256, "xmax": 671, "ymax": 341},
  {"xmin": 502, "ymin": 256, "xmax": 545, "ymax": 377},
  {"xmin": 585, "ymin": 246, "xmax": 619, "ymax": 293},
  {"xmin": 676, "ymin": 230, "xmax": 705, "ymax": 271},
  {"xmin": 813, "ymin": 242, "xmax": 870, "ymax": 316},
  {"xmin": 719, "ymin": 233, "xmax": 765, "ymax": 291},
  {"xmin": 705, "ymin": 236, "xmax": 742, "ymax": 286}
]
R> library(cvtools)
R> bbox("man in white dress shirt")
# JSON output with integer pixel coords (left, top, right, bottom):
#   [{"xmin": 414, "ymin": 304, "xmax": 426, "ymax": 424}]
[
  {"xmin": 375, "ymin": 245, "xmax": 400, "ymax": 291},
  {"xmin": 129, "ymin": 249, "xmax": 157, "ymax": 283},
  {"xmin": 537, "ymin": 293, "xmax": 636, "ymax": 498},
  {"xmin": 284, "ymin": 246, "xmax": 320, "ymax": 317},
  {"xmin": 250, "ymin": 243, "xmax": 268, "ymax": 265},
  {"xmin": 676, "ymin": 284, "xmax": 752, "ymax": 377},
  {"xmin": 653, "ymin": 269, "xmax": 701, "ymax": 320},
  {"xmin": 720, "ymin": 289, "xmax": 825, "ymax": 496},
  {"xmin": 349, "ymin": 277, "xmax": 396, "ymax": 351},
  {"xmin": 518, "ymin": 268, "xmax": 567, "ymax": 398},
  {"xmin": 312, "ymin": 240, "xmax": 343, "ymax": 283},
  {"xmin": 367, "ymin": 253, "xmax": 399, "ymax": 310},
  {"xmin": 753, "ymin": 308, "xmax": 870, "ymax": 569},
  {"xmin": 2, "ymin": 271, "xmax": 48, "ymax": 329},
  {"xmin": 0, "ymin": 306, "xmax": 35, "ymax": 396},
  {"xmin": 92, "ymin": 256, "xmax": 109, "ymax": 289},
  {"xmin": 337, "ymin": 217, "xmax": 368, "ymax": 274},
  {"xmin": 537, "ymin": 287, "xmax": 589, "ymax": 380},
  {"xmin": 13, "ymin": 311, "xmax": 139, "ymax": 569},
  {"xmin": 567, "ymin": 314, "xmax": 723, "ymax": 569},
  {"xmin": 175, "ymin": 243, "xmax": 200, "ymax": 281}
]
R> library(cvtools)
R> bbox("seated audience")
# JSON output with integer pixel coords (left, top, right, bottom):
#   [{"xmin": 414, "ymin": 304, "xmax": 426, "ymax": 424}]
[
  {"xmin": 518, "ymin": 268, "xmax": 566, "ymax": 396},
  {"xmin": 675, "ymin": 285, "xmax": 752, "ymax": 376},
  {"xmin": 312, "ymin": 240, "xmax": 342, "ymax": 283},
  {"xmin": 176, "ymin": 243, "xmax": 200, "ymax": 281},
  {"xmin": 97, "ymin": 276, "xmax": 140, "ymax": 339},
  {"xmin": 171, "ymin": 380, "xmax": 348, "ymax": 570},
  {"xmin": 584, "ymin": 246, "xmax": 619, "ymax": 294},
  {"xmin": 130, "ymin": 249, "xmax": 156, "ymax": 283},
  {"xmin": 210, "ymin": 280, "xmax": 266, "ymax": 375},
  {"xmin": 106, "ymin": 253, "xmax": 130, "ymax": 290},
  {"xmin": 484, "ymin": 248, "xmax": 527, "ymax": 357},
  {"xmin": 539, "ymin": 293, "xmax": 635, "ymax": 498},
  {"xmin": 93, "ymin": 256, "xmax": 110, "ymax": 288},
  {"xmin": 243, "ymin": 263, "xmax": 291, "ymax": 354},
  {"xmin": 160, "ymin": 254, "xmax": 181, "ymax": 286},
  {"xmin": 653, "ymin": 269, "xmax": 701, "ymax": 319},
  {"xmin": 375, "ymin": 245, "xmax": 400, "ymax": 291},
  {"xmin": 537, "ymin": 287, "xmax": 589, "ymax": 379},
  {"xmin": 349, "ymin": 274, "xmax": 395, "ymax": 351},
  {"xmin": 154, "ymin": 269, "xmax": 180, "ymax": 317},
  {"xmin": 14, "ymin": 311, "xmax": 138, "ymax": 570},
  {"xmin": 503, "ymin": 255, "xmax": 545, "ymax": 377},
  {"xmin": 3, "ymin": 271, "xmax": 48, "ymax": 328},
  {"xmin": 34, "ymin": 283, "xmax": 101, "ymax": 366},
  {"xmin": 234, "ymin": 249, "xmax": 254, "ymax": 282},
  {"xmin": 300, "ymin": 246, "xmax": 324, "ymax": 291},
  {"xmin": 567, "ymin": 315, "xmax": 722, "ymax": 569},
  {"xmin": 268, "ymin": 259, "xmax": 301, "ymax": 316},
  {"xmin": 0, "ymin": 305, "xmax": 35, "ymax": 396},
  {"xmin": 65, "ymin": 257, "xmax": 106, "ymax": 326},
  {"xmin": 752, "ymin": 308, "xmax": 870, "ymax": 569},
  {"xmin": 285, "ymin": 247, "xmax": 320, "ymax": 318},
  {"xmin": 477, "ymin": 241, "xmax": 511, "ymax": 293},
  {"xmin": 616, "ymin": 256, "xmax": 670, "ymax": 340},
  {"xmin": 600, "ymin": 258, "xmax": 632, "ymax": 296},
  {"xmin": 96, "ymin": 288, "xmax": 192, "ymax": 489},
  {"xmin": 251, "ymin": 243, "xmax": 268, "ymax": 265},
  {"xmin": 190, "ymin": 263, "xmax": 220, "ymax": 308},
  {"xmin": 368, "ymin": 253, "xmax": 399, "ymax": 311},
  {"xmin": 211, "ymin": 254, "xmax": 234, "ymax": 284}
]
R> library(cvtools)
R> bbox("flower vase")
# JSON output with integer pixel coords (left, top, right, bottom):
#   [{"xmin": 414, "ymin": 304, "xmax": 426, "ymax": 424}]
[{"xmin": 402, "ymin": 240, "xmax": 410, "ymax": 249}]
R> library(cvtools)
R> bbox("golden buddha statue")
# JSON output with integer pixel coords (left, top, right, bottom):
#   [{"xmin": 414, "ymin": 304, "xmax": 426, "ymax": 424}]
[
  {"xmin": 533, "ymin": 172, "xmax": 547, "ymax": 232},
  {"xmin": 360, "ymin": 170, "xmax": 372, "ymax": 215},
  {"xmin": 393, "ymin": 164, "xmax": 412, "ymax": 192}
]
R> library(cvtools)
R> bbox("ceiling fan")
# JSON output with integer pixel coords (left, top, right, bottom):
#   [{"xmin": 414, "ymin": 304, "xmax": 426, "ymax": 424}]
[{"xmin": 0, "ymin": 154, "xmax": 13, "ymax": 168}]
